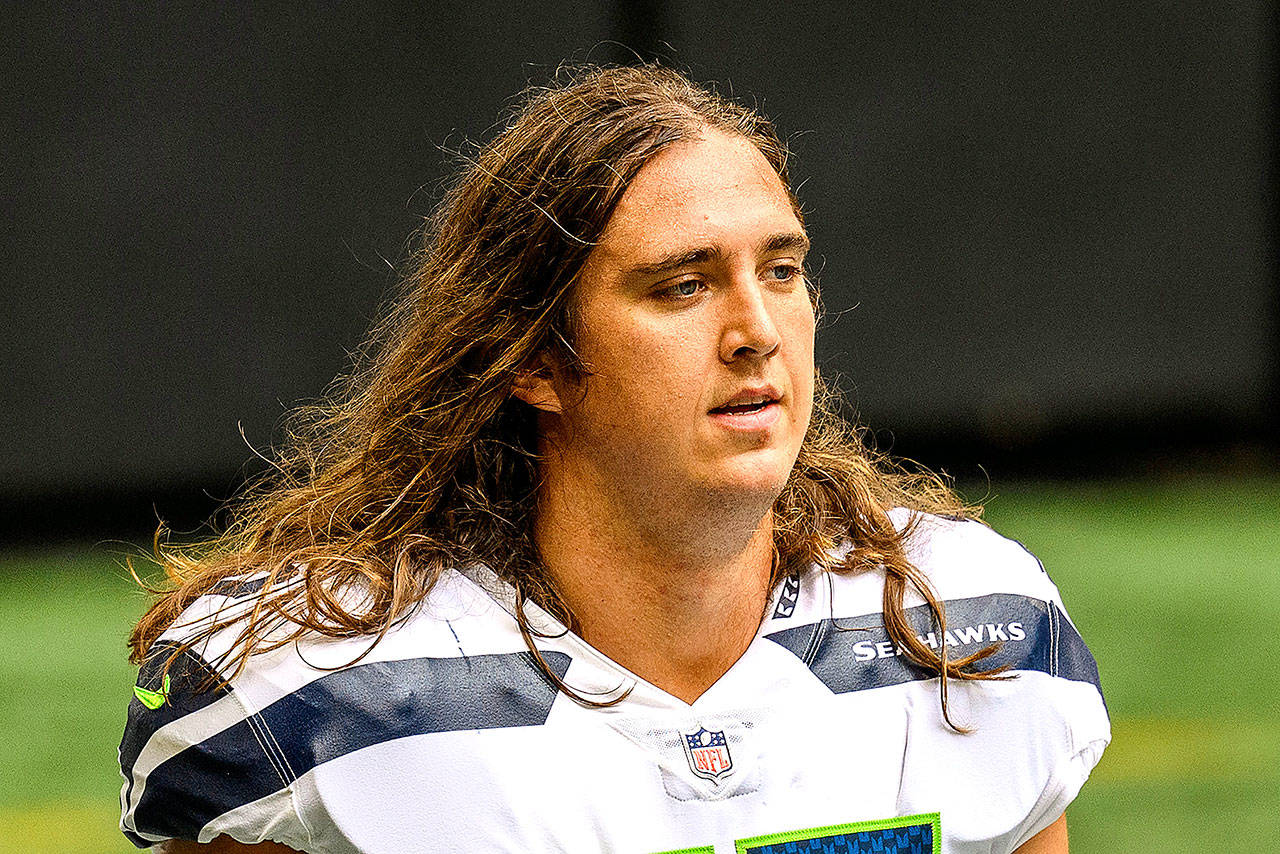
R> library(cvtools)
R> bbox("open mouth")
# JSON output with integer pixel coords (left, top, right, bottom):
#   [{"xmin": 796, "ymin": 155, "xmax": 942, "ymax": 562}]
[
  {"xmin": 709, "ymin": 392, "xmax": 781, "ymax": 416},
  {"xmin": 710, "ymin": 400, "xmax": 774, "ymax": 415}
]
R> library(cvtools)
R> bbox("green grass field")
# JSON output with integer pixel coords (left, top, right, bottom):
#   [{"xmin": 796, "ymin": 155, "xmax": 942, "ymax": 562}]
[{"xmin": 1, "ymin": 474, "xmax": 1277, "ymax": 853}]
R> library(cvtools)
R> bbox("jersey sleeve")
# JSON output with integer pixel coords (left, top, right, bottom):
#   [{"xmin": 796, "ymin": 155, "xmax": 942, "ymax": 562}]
[
  {"xmin": 896, "ymin": 514, "xmax": 1111, "ymax": 852},
  {"xmin": 119, "ymin": 635, "xmax": 312, "ymax": 849},
  {"xmin": 1000, "ymin": 567, "xmax": 1110, "ymax": 851}
]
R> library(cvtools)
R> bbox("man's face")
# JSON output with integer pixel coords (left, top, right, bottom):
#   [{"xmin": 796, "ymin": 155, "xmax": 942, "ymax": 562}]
[{"xmin": 538, "ymin": 130, "xmax": 816, "ymax": 510}]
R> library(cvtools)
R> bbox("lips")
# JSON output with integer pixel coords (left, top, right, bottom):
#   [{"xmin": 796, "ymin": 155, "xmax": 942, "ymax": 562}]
[
  {"xmin": 709, "ymin": 387, "xmax": 782, "ymax": 417},
  {"xmin": 716, "ymin": 402, "xmax": 769, "ymax": 414},
  {"xmin": 708, "ymin": 390, "xmax": 782, "ymax": 432},
  {"xmin": 710, "ymin": 399, "xmax": 773, "ymax": 415}
]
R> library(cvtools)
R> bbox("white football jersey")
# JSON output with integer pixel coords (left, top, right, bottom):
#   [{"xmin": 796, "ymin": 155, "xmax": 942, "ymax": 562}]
[{"xmin": 120, "ymin": 512, "xmax": 1109, "ymax": 853}]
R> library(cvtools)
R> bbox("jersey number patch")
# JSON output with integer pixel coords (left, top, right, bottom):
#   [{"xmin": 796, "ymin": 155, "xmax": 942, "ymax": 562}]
[{"xmin": 656, "ymin": 812, "xmax": 941, "ymax": 854}]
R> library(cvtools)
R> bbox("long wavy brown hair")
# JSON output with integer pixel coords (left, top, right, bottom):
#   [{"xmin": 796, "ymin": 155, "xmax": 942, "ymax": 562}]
[{"xmin": 130, "ymin": 64, "xmax": 998, "ymax": 724}]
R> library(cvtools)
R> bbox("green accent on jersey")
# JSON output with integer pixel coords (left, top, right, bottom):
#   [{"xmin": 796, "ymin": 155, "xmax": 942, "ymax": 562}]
[
  {"xmin": 133, "ymin": 673, "xmax": 170, "ymax": 710},
  {"xmin": 734, "ymin": 812, "xmax": 942, "ymax": 854}
]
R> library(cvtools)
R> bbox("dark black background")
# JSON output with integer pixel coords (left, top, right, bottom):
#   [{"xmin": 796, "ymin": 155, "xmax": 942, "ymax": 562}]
[{"xmin": 3, "ymin": 1, "xmax": 1274, "ymax": 541}]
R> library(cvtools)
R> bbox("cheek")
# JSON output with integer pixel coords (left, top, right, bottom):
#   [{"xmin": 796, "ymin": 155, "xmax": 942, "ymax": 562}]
[
  {"xmin": 572, "ymin": 323, "xmax": 707, "ymax": 429},
  {"xmin": 587, "ymin": 316, "xmax": 705, "ymax": 389},
  {"xmin": 782, "ymin": 300, "xmax": 817, "ymax": 360},
  {"xmin": 784, "ymin": 304, "xmax": 817, "ymax": 424}
]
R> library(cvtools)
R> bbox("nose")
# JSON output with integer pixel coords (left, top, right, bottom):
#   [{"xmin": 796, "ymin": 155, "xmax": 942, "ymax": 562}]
[{"xmin": 719, "ymin": 279, "xmax": 781, "ymax": 364}]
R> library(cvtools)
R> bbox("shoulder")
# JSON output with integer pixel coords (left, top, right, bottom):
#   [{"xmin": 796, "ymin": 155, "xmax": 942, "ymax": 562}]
[
  {"xmin": 809, "ymin": 509, "xmax": 1107, "ymax": 727},
  {"xmin": 888, "ymin": 508, "xmax": 1058, "ymax": 602},
  {"xmin": 146, "ymin": 565, "xmax": 521, "ymax": 679},
  {"xmin": 820, "ymin": 511, "xmax": 1109, "ymax": 851},
  {"xmin": 812, "ymin": 510, "xmax": 1060, "ymax": 619},
  {"xmin": 119, "ymin": 567, "xmax": 528, "ymax": 849},
  {"xmin": 831, "ymin": 510, "xmax": 1103, "ymax": 691}
]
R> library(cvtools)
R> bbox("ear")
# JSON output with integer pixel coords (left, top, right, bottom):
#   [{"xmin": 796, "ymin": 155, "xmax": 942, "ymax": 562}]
[{"xmin": 511, "ymin": 367, "xmax": 563, "ymax": 413}]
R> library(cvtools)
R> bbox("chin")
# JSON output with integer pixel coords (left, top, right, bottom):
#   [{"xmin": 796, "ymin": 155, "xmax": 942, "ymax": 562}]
[{"xmin": 700, "ymin": 456, "xmax": 795, "ymax": 502}]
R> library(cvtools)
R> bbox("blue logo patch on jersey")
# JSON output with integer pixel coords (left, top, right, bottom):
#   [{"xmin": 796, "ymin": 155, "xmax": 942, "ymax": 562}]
[{"xmin": 682, "ymin": 727, "xmax": 734, "ymax": 781}]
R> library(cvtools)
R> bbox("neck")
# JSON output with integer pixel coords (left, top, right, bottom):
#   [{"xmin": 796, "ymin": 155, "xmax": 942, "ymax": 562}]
[{"xmin": 533, "ymin": 466, "xmax": 776, "ymax": 704}]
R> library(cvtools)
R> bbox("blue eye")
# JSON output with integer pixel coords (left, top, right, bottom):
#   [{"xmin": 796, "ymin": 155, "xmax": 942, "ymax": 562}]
[
  {"xmin": 770, "ymin": 265, "xmax": 800, "ymax": 282},
  {"xmin": 665, "ymin": 279, "xmax": 702, "ymax": 298}
]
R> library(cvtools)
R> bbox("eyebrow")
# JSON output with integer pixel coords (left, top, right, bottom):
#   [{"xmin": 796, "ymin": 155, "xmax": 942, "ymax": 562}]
[
  {"xmin": 762, "ymin": 232, "xmax": 811, "ymax": 256},
  {"xmin": 625, "ymin": 231, "xmax": 810, "ymax": 278}
]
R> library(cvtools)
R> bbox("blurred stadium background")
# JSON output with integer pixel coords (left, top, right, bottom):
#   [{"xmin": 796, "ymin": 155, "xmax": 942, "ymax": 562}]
[{"xmin": 1, "ymin": 2, "xmax": 1275, "ymax": 852}]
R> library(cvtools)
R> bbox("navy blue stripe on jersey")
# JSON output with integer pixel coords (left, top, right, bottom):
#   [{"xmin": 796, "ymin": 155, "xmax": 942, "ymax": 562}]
[
  {"xmin": 128, "ymin": 650, "xmax": 571, "ymax": 842},
  {"xmin": 765, "ymin": 593, "xmax": 1102, "ymax": 697},
  {"xmin": 119, "ymin": 641, "xmax": 230, "ymax": 820}
]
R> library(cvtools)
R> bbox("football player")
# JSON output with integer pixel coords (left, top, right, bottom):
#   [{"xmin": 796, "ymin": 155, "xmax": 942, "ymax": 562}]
[{"xmin": 121, "ymin": 65, "xmax": 1106, "ymax": 854}]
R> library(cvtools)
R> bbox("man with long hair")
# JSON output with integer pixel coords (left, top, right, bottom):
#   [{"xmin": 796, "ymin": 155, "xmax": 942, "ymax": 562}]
[{"xmin": 120, "ymin": 66, "xmax": 1108, "ymax": 853}]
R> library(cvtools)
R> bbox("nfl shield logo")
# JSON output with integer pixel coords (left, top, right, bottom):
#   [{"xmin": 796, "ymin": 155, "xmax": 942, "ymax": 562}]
[{"xmin": 682, "ymin": 727, "xmax": 734, "ymax": 781}]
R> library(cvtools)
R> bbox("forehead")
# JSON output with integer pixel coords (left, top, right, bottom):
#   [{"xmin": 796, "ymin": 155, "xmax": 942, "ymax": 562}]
[{"xmin": 590, "ymin": 130, "xmax": 801, "ymax": 266}]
